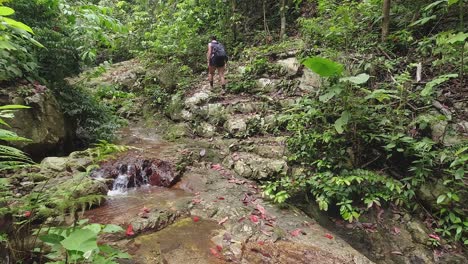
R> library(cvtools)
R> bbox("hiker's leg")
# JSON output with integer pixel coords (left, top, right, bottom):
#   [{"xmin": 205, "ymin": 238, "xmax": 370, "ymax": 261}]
[
  {"xmin": 208, "ymin": 66, "xmax": 215, "ymax": 88},
  {"xmin": 218, "ymin": 66, "xmax": 226, "ymax": 89}
]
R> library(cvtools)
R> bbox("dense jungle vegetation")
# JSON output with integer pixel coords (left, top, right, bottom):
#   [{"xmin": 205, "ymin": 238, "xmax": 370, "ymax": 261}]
[{"xmin": 0, "ymin": 0, "xmax": 467, "ymax": 263}]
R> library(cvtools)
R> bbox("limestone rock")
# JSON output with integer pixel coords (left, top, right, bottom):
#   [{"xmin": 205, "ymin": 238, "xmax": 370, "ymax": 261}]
[
  {"xmin": 1, "ymin": 91, "xmax": 70, "ymax": 158},
  {"xmin": 181, "ymin": 110, "xmax": 193, "ymax": 121},
  {"xmin": 276, "ymin": 57, "xmax": 300, "ymax": 75},
  {"xmin": 40, "ymin": 157, "xmax": 69, "ymax": 172},
  {"xmin": 224, "ymin": 152, "xmax": 287, "ymax": 180},
  {"xmin": 256, "ymin": 78, "xmax": 278, "ymax": 93},
  {"xmin": 195, "ymin": 122, "xmax": 216, "ymax": 138},
  {"xmin": 185, "ymin": 91, "xmax": 210, "ymax": 109},
  {"xmin": 277, "ymin": 57, "xmax": 321, "ymax": 91},
  {"xmin": 224, "ymin": 117, "xmax": 247, "ymax": 137}
]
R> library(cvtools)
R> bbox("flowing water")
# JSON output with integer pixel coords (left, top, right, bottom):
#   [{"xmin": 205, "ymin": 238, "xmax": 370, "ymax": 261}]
[{"xmin": 84, "ymin": 124, "xmax": 225, "ymax": 263}]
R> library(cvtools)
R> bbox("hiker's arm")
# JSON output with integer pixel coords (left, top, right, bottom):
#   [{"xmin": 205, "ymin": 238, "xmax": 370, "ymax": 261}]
[{"xmin": 206, "ymin": 44, "xmax": 211, "ymax": 66}]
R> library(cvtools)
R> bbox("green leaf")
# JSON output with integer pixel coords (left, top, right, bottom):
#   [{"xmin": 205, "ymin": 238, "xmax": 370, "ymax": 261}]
[
  {"xmin": 2, "ymin": 17, "xmax": 34, "ymax": 33},
  {"xmin": 0, "ymin": 6, "xmax": 14, "ymax": 16},
  {"xmin": 39, "ymin": 234, "xmax": 64, "ymax": 245},
  {"xmin": 60, "ymin": 229, "xmax": 98, "ymax": 253},
  {"xmin": 102, "ymin": 224, "xmax": 124, "ymax": 233},
  {"xmin": 302, "ymin": 57, "xmax": 344, "ymax": 77},
  {"xmin": 421, "ymin": 74, "xmax": 458, "ymax": 97},
  {"xmin": 334, "ymin": 111, "xmax": 350, "ymax": 134},
  {"xmin": 448, "ymin": 0, "xmax": 459, "ymax": 6},
  {"xmin": 0, "ymin": 40, "xmax": 16, "ymax": 50},
  {"xmin": 437, "ymin": 194, "xmax": 446, "ymax": 204},
  {"xmin": 0, "ymin": 129, "xmax": 30, "ymax": 142},
  {"xmin": 82, "ymin": 223, "xmax": 102, "ymax": 235},
  {"xmin": 447, "ymin": 32, "xmax": 468, "ymax": 44},
  {"xmin": 339, "ymin": 73, "xmax": 370, "ymax": 84},
  {"xmin": 0, "ymin": 105, "xmax": 30, "ymax": 110},
  {"xmin": 454, "ymin": 167, "xmax": 464, "ymax": 180}
]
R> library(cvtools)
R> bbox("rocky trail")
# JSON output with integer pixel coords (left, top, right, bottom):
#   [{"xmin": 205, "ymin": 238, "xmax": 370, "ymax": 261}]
[{"xmin": 10, "ymin": 56, "xmax": 466, "ymax": 263}]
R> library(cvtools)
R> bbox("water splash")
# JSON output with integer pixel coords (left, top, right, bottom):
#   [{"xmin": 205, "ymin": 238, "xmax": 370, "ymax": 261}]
[{"xmin": 108, "ymin": 164, "xmax": 130, "ymax": 196}]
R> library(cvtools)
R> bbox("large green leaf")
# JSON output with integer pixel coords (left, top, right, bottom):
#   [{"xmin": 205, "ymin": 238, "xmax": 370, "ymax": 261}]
[
  {"xmin": 39, "ymin": 234, "xmax": 65, "ymax": 245},
  {"xmin": 340, "ymin": 73, "xmax": 370, "ymax": 84},
  {"xmin": 0, "ymin": 129, "xmax": 30, "ymax": 141},
  {"xmin": 421, "ymin": 74, "xmax": 458, "ymax": 96},
  {"xmin": 1, "ymin": 17, "xmax": 33, "ymax": 33},
  {"xmin": 302, "ymin": 57, "xmax": 344, "ymax": 77},
  {"xmin": 447, "ymin": 32, "xmax": 468, "ymax": 44},
  {"xmin": 334, "ymin": 111, "xmax": 350, "ymax": 134},
  {"xmin": 448, "ymin": 0, "xmax": 460, "ymax": 6},
  {"xmin": 60, "ymin": 229, "xmax": 98, "ymax": 253},
  {"xmin": 102, "ymin": 224, "xmax": 124, "ymax": 233},
  {"xmin": 0, "ymin": 6, "xmax": 14, "ymax": 16}
]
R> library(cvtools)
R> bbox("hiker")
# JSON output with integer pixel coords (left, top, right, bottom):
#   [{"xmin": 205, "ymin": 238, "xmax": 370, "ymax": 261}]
[{"xmin": 207, "ymin": 36, "xmax": 228, "ymax": 89}]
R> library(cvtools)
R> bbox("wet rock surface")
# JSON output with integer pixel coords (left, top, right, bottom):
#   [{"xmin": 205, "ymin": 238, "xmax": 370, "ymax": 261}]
[{"xmin": 93, "ymin": 153, "xmax": 179, "ymax": 189}]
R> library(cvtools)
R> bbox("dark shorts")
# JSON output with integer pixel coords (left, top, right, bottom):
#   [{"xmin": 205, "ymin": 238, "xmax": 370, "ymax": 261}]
[{"xmin": 210, "ymin": 56, "xmax": 227, "ymax": 67}]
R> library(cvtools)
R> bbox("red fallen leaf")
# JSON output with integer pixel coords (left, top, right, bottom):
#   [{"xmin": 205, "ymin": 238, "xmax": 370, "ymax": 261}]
[
  {"xmin": 290, "ymin": 228, "xmax": 301, "ymax": 237},
  {"xmin": 142, "ymin": 206, "xmax": 150, "ymax": 213},
  {"xmin": 238, "ymin": 216, "xmax": 246, "ymax": 222},
  {"xmin": 393, "ymin": 226, "xmax": 401, "ymax": 235},
  {"xmin": 256, "ymin": 204, "xmax": 266, "ymax": 218},
  {"xmin": 218, "ymin": 217, "xmax": 228, "ymax": 225},
  {"xmin": 429, "ymin": 234, "xmax": 440, "ymax": 240},
  {"xmin": 126, "ymin": 224, "xmax": 134, "ymax": 236},
  {"xmin": 193, "ymin": 216, "xmax": 200, "ymax": 222},
  {"xmin": 216, "ymin": 245, "xmax": 223, "ymax": 252},
  {"xmin": 211, "ymin": 164, "xmax": 223, "ymax": 171},
  {"xmin": 209, "ymin": 248, "xmax": 219, "ymax": 257},
  {"xmin": 324, "ymin": 233, "xmax": 334, "ymax": 239},
  {"xmin": 192, "ymin": 198, "xmax": 202, "ymax": 204},
  {"xmin": 250, "ymin": 215, "xmax": 259, "ymax": 223},
  {"xmin": 217, "ymin": 196, "xmax": 225, "ymax": 200},
  {"xmin": 24, "ymin": 211, "xmax": 31, "ymax": 218},
  {"xmin": 258, "ymin": 241, "xmax": 265, "ymax": 245}
]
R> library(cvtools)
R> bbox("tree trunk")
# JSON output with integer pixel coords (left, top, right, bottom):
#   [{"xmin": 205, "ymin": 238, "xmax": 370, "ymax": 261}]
[
  {"xmin": 381, "ymin": 0, "xmax": 391, "ymax": 42},
  {"xmin": 280, "ymin": 0, "xmax": 286, "ymax": 40},
  {"xmin": 231, "ymin": 0, "xmax": 237, "ymax": 42}
]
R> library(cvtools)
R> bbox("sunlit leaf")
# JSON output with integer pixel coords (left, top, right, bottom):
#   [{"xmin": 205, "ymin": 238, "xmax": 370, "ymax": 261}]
[
  {"xmin": 0, "ymin": 6, "xmax": 14, "ymax": 16},
  {"xmin": 302, "ymin": 57, "xmax": 344, "ymax": 77},
  {"xmin": 339, "ymin": 73, "xmax": 370, "ymax": 84}
]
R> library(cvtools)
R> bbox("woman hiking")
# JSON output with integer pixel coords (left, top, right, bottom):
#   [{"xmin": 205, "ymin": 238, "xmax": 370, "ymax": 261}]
[{"xmin": 207, "ymin": 36, "xmax": 228, "ymax": 90}]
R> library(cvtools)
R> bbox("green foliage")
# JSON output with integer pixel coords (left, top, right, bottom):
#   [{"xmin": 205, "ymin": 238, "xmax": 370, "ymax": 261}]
[
  {"xmin": 0, "ymin": 4, "xmax": 42, "ymax": 81},
  {"xmin": 52, "ymin": 82, "xmax": 125, "ymax": 144},
  {"xmin": 0, "ymin": 105, "xmax": 34, "ymax": 171},
  {"xmin": 302, "ymin": 57, "xmax": 344, "ymax": 77},
  {"xmin": 267, "ymin": 56, "xmax": 467, "ymax": 243},
  {"xmin": 39, "ymin": 220, "xmax": 129, "ymax": 263}
]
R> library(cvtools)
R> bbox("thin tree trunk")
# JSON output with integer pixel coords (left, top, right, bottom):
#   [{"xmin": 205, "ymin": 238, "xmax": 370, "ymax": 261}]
[
  {"xmin": 382, "ymin": 0, "xmax": 391, "ymax": 42},
  {"xmin": 459, "ymin": 0, "xmax": 464, "ymax": 88},
  {"xmin": 231, "ymin": 0, "xmax": 237, "ymax": 42},
  {"xmin": 280, "ymin": 0, "xmax": 286, "ymax": 40},
  {"xmin": 263, "ymin": 0, "xmax": 271, "ymax": 39}
]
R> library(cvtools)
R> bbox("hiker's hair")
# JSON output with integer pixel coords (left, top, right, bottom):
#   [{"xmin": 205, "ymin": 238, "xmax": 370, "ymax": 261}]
[{"xmin": 210, "ymin": 35, "xmax": 217, "ymax": 41}]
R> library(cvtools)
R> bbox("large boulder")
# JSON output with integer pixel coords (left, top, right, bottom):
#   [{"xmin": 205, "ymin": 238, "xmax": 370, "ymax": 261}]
[
  {"xmin": 276, "ymin": 57, "xmax": 322, "ymax": 92},
  {"xmin": 223, "ymin": 152, "xmax": 287, "ymax": 180},
  {"xmin": 0, "ymin": 89, "xmax": 70, "ymax": 158},
  {"xmin": 224, "ymin": 117, "xmax": 247, "ymax": 137}
]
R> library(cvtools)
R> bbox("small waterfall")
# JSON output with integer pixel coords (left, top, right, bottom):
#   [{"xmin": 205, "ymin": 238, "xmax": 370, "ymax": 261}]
[{"xmin": 108, "ymin": 164, "xmax": 129, "ymax": 196}]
